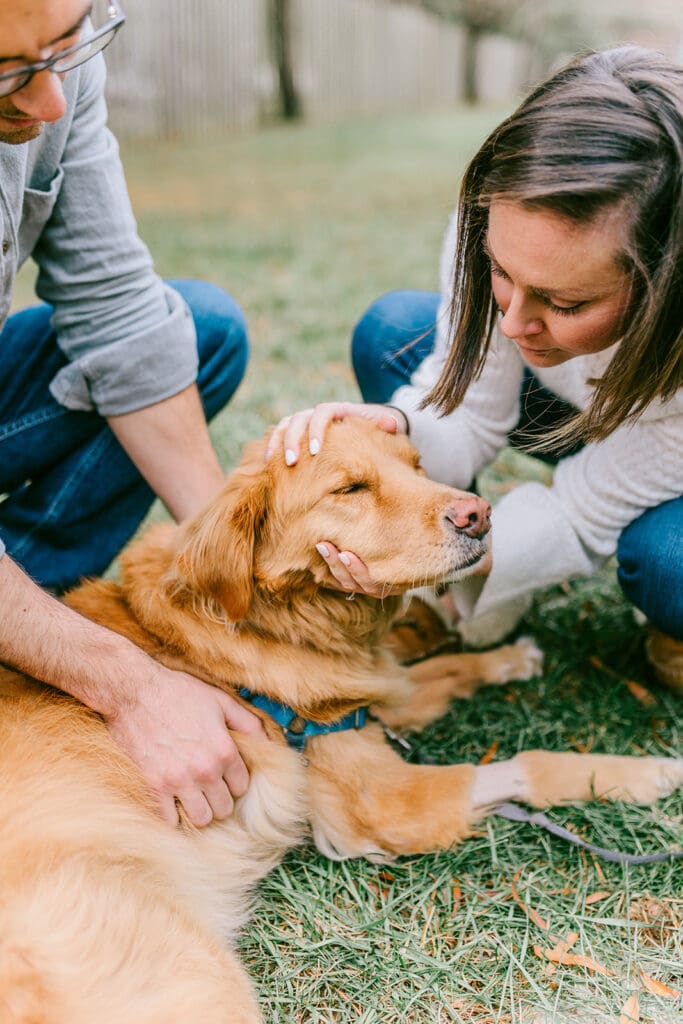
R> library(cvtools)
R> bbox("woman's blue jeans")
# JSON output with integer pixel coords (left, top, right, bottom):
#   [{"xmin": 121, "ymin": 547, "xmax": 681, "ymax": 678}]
[
  {"xmin": 0, "ymin": 280, "xmax": 249, "ymax": 591},
  {"xmin": 352, "ymin": 290, "xmax": 683, "ymax": 639}
]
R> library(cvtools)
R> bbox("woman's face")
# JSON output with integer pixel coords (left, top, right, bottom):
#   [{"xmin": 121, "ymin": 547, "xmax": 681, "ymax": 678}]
[{"xmin": 486, "ymin": 201, "xmax": 633, "ymax": 368}]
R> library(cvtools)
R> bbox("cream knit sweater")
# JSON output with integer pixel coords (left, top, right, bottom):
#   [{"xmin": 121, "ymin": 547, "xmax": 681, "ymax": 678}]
[{"xmin": 391, "ymin": 215, "xmax": 683, "ymax": 636}]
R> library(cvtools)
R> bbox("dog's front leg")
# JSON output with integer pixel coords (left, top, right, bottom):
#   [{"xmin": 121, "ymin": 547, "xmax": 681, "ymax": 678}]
[
  {"xmin": 472, "ymin": 750, "xmax": 683, "ymax": 811},
  {"xmin": 377, "ymin": 638, "xmax": 543, "ymax": 732},
  {"xmin": 306, "ymin": 730, "xmax": 683, "ymax": 862}
]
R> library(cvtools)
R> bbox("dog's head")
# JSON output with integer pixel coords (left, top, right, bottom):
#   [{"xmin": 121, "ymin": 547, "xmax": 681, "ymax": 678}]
[{"xmin": 170, "ymin": 419, "xmax": 491, "ymax": 621}]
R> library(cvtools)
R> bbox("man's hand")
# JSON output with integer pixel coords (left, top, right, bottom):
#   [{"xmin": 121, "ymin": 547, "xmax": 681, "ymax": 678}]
[
  {"xmin": 0, "ymin": 555, "xmax": 266, "ymax": 829},
  {"xmin": 105, "ymin": 666, "xmax": 266, "ymax": 827}
]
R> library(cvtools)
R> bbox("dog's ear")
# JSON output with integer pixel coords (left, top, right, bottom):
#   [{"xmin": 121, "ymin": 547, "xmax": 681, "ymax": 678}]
[{"xmin": 171, "ymin": 462, "xmax": 270, "ymax": 622}]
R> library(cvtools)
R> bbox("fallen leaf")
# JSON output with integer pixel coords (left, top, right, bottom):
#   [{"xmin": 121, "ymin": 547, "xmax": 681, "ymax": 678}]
[
  {"xmin": 619, "ymin": 994, "xmax": 639, "ymax": 1023},
  {"xmin": 589, "ymin": 656, "xmax": 657, "ymax": 705},
  {"xmin": 624, "ymin": 679, "xmax": 657, "ymax": 706},
  {"xmin": 640, "ymin": 973, "xmax": 681, "ymax": 999},
  {"xmin": 451, "ymin": 879, "xmax": 462, "ymax": 915},
  {"xmin": 585, "ymin": 890, "xmax": 611, "ymax": 906},
  {"xmin": 545, "ymin": 932, "xmax": 579, "ymax": 957},
  {"xmin": 592, "ymin": 858, "xmax": 607, "ymax": 884},
  {"xmin": 479, "ymin": 741, "xmax": 499, "ymax": 764},
  {"xmin": 532, "ymin": 943, "xmax": 612, "ymax": 976}
]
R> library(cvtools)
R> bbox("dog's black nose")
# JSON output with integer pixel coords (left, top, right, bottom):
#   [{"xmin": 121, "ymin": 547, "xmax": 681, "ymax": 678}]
[{"xmin": 444, "ymin": 496, "xmax": 491, "ymax": 540}]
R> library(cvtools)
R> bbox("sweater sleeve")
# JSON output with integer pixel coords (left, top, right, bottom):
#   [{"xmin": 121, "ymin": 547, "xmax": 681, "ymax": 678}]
[
  {"xmin": 463, "ymin": 393, "xmax": 683, "ymax": 621},
  {"xmin": 390, "ymin": 211, "xmax": 524, "ymax": 488},
  {"xmin": 31, "ymin": 57, "xmax": 198, "ymax": 416}
]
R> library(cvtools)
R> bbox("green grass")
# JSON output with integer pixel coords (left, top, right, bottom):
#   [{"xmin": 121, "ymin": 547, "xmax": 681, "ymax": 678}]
[{"xmin": 16, "ymin": 107, "xmax": 682, "ymax": 1022}]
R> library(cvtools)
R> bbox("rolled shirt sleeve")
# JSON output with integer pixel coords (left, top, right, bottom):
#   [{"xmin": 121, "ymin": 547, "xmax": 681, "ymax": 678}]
[
  {"xmin": 29, "ymin": 56, "xmax": 198, "ymax": 415},
  {"xmin": 469, "ymin": 398, "xmax": 683, "ymax": 620}
]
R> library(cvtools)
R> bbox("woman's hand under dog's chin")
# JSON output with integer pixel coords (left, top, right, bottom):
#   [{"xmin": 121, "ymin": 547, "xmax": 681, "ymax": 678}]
[
  {"xmin": 313, "ymin": 541, "xmax": 404, "ymax": 599},
  {"xmin": 313, "ymin": 540, "xmax": 491, "ymax": 599}
]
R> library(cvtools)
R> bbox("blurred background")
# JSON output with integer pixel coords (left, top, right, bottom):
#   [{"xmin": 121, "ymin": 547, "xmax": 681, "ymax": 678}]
[{"xmin": 105, "ymin": 0, "xmax": 682, "ymax": 139}]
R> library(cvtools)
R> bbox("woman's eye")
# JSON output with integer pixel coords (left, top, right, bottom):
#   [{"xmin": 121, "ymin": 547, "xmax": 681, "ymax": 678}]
[{"xmin": 548, "ymin": 300, "xmax": 584, "ymax": 317}]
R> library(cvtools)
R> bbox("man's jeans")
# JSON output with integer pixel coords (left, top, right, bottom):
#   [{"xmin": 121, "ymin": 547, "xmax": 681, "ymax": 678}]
[
  {"xmin": 0, "ymin": 280, "xmax": 248, "ymax": 591},
  {"xmin": 351, "ymin": 290, "xmax": 683, "ymax": 639}
]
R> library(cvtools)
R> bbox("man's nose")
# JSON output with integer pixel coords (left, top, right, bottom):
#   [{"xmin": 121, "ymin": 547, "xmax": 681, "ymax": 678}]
[{"xmin": 11, "ymin": 69, "xmax": 67, "ymax": 124}]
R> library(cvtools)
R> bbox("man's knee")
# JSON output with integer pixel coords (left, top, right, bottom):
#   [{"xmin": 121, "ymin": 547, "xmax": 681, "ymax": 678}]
[
  {"xmin": 168, "ymin": 279, "xmax": 250, "ymax": 421},
  {"xmin": 352, "ymin": 290, "xmax": 439, "ymax": 403},
  {"xmin": 617, "ymin": 498, "xmax": 683, "ymax": 638},
  {"xmin": 352, "ymin": 291, "xmax": 412, "ymax": 380}
]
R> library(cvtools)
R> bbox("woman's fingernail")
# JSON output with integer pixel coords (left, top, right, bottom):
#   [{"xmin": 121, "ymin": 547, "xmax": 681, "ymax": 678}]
[
  {"xmin": 285, "ymin": 449, "xmax": 297, "ymax": 466},
  {"xmin": 388, "ymin": 414, "xmax": 400, "ymax": 431},
  {"xmin": 309, "ymin": 438, "xmax": 320, "ymax": 455},
  {"xmin": 339, "ymin": 553, "xmax": 351, "ymax": 566},
  {"xmin": 316, "ymin": 543, "xmax": 330, "ymax": 558}
]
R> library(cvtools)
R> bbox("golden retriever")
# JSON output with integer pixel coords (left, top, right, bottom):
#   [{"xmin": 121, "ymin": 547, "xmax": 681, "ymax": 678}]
[{"xmin": 1, "ymin": 419, "xmax": 680, "ymax": 1023}]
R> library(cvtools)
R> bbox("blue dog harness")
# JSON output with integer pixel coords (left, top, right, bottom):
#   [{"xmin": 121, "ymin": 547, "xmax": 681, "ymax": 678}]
[{"xmin": 238, "ymin": 687, "xmax": 368, "ymax": 751}]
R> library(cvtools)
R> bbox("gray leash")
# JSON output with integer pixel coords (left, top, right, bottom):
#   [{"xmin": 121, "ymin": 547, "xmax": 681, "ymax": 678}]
[{"xmin": 493, "ymin": 801, "xmax": 683, "ymax": 865}]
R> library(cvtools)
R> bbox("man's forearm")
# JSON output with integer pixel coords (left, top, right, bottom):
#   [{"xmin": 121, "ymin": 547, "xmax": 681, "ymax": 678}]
[
  {"xmin": 1, "ymin": 553, "xmax": 265, "ymax": 829},
  {"xmin": 107, "ymin": 383, "xmax": 225, "ymax": 522},
  {"xmin": 0, "ymin": 554, "xmax": 148, "ymax": 717}
]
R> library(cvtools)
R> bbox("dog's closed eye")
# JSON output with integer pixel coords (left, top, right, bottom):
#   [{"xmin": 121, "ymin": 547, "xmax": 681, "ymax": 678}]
[{"xmin": 332, "ymin": 481, "xmax": 369, "ymax": 496}]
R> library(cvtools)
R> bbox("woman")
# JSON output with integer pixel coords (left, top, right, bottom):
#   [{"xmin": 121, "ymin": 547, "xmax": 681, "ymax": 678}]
[{"xmin": 271, "ymin": 47, "xmax": 683, "ymax": 690}]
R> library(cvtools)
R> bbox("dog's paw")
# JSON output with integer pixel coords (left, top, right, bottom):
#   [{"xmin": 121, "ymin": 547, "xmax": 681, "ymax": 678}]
[
  {"xmin": 485, "ymin": 637, "xmax": 544, "ymax": 684},
  {"xmin": 652, "ymin": 757, "xmax": 683, "ymax": 799},
  {"xmin": 513, "ymin": 637, "xmax": 544, "ymax": 678},
  {"xmin": 601, "ymin": 757, "xmax": 683, "ymax": 804}
]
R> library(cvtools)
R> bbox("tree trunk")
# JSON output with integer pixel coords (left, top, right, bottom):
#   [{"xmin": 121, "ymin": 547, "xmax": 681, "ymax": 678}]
[
  {"xmin": 462, "ymin": 23, "xmax": 482, "ymax": 104},
  {"xmin": 270, "ymin": 0, "xmax": 302, "ymax": 120}
]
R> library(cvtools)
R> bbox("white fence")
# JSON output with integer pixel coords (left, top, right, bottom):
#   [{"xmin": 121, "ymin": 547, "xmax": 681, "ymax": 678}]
[{"xmin": 104, "ymin": 0, "xmax": 528, "ymax": 139}]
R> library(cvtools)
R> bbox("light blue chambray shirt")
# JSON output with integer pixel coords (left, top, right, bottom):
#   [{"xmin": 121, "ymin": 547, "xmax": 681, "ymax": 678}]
[{"xmin": 0, "ymin": 54, "xmax": 199, "ymax": 559}]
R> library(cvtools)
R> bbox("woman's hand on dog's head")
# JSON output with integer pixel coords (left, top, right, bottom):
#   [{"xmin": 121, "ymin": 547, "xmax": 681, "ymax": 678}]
[
  {"xmin": 265, "ymin": 401, "xmax": 408, "ymax": 467},
  {"xmin": 266, "ymin": 402, "xmax": 409, "ymax": 600}
]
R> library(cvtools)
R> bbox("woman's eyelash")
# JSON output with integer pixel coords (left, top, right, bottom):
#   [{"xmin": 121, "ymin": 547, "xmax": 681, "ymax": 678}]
[
  {"xmin": 548, "ymin": 301, "xmax": 583, "ymax": 317},
  {"xmin": 489, "ymin": 262, "xmax": 583, "ymax": 316}
]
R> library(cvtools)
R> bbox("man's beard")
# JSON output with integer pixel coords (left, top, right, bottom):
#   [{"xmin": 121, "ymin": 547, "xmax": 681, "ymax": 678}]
[{"xmin": 0, "ymin": 101, "xmax": 43, "ymax": 144}]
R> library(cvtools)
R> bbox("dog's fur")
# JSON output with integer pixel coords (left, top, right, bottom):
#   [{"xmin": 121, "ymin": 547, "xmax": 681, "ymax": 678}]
[{"xmin": 1, "ymin": 420, "xmax": 681, "ymax": 1023}]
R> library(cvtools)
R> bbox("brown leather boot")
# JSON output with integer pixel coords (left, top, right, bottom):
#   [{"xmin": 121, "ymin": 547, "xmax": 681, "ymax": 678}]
[{"xmin": 645, "ymin": 627, "xmax": 683, "ymax": 695}]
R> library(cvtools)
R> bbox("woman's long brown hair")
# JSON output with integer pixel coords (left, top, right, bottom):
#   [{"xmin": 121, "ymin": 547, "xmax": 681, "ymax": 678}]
[{"xmin": 425, "ymin": 47, "xmax": 683, "ymax": 449}]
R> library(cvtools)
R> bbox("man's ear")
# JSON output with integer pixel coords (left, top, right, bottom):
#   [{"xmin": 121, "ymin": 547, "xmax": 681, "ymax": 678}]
[{"xmin": 171, "ymin": 465, "xmax": 270, "ymax": 622}]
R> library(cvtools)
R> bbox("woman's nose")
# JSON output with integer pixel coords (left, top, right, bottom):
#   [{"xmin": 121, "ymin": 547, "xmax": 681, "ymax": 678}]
[{"xmin": 499, "ymin": 294, "xmax": 544, "ymax": 339}]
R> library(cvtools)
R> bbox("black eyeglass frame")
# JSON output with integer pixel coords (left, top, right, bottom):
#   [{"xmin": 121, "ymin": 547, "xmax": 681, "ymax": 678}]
[{"xmin": 0, "ymin": 1, "xmax": 126, "ymax": 98}]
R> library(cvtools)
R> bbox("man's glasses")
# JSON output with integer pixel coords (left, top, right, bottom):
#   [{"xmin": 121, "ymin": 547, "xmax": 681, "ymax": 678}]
[{"xmin": 0, "ymin": 1, "xmax": 126, "ymax": 99}]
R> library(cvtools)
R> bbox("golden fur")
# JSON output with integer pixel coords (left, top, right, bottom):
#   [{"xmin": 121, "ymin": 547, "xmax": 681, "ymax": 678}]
[{"xmin": 1, "ymin": 420, "xmax": 681, "ymax": 1023}]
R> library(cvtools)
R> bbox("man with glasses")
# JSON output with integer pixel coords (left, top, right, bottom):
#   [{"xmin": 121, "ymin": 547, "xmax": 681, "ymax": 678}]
[{"xmin": 0, "ymin": 0, "xmax": 265, "ymax": 829}]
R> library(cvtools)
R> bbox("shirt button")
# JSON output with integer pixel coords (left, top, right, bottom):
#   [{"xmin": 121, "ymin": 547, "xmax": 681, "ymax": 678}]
[{"xmin": 1, "ymin": 241, "xmax": 8, "ymax": 254}]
